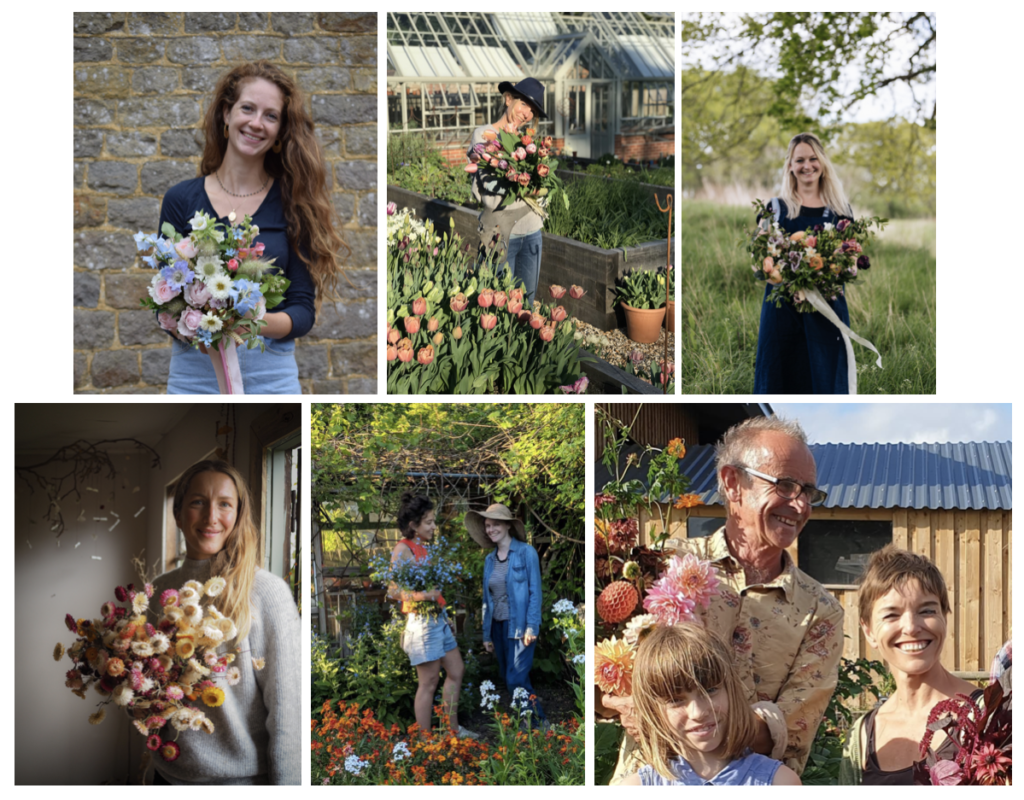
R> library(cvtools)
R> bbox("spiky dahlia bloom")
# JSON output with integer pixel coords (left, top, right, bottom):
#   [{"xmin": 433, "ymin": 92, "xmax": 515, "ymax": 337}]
[
  {"xmin": 622, "ymin": 614, "xmax": 658, "ymax": 647},
  {"xmin": 664, "ymin": 553, "xmax": 721, "ymax": 609},
  {"xmin": 594, "ymin": 637, "xmax": 634, "ymax": 696},
  {"xmin": 642, "ymin": 583, "xmax": 697, "ymax": 627}
]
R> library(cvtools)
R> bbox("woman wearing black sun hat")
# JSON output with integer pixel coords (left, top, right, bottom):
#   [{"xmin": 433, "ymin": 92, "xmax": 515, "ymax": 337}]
[{"xmin": 467, "ymin": 78, "xmax": 549, "ymax": 305}]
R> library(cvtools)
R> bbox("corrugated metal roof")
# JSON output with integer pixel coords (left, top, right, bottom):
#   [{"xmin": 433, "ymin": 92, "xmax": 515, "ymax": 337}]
[{"xmin": 596, "ymin": 442, "xmax": 1012, "ymax": 511}]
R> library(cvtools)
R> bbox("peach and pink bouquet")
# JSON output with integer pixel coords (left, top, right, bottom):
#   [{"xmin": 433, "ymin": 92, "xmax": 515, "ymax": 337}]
[
  {"xmin": 57, "ymin": 576, "xmax": 262, "ymax": 764},
  {"xmin": 746, "ymin": 199, "xmax": 886, "ymax": 313},
  {"xmin": 136, "ymin": 211, "xmax": 290, "ymax": 393},
  {"xmin": 466, "ymin": 126, "xmax": 567, "ymax": 218}
]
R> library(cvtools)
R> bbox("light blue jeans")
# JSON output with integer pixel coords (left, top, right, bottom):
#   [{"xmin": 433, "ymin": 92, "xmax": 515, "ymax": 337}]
[
  {"xmin": 501, "ymin": 230, "xmax": 543, "ymax": 306},
  {"xmin": 167, "ymin": 337, "xmax": 301, "ymax": 394}
]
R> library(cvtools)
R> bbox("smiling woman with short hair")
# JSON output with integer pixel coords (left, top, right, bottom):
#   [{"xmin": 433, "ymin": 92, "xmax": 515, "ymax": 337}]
[{"xmin": 839, "ymin": 545, "xmax": 981, "ymax": 785}]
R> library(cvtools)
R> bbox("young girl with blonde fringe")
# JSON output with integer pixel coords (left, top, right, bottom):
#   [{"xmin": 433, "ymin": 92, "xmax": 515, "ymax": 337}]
[
  {"xmin": 621, "ymin": 624, "xmax": 801, "ymax": 786},
  {"xmin": 150, "ymin": 460, "xmax": 301, "ymax": 785}
]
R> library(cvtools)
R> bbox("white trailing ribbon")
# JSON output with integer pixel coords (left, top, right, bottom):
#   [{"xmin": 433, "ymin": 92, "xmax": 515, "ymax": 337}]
[
  {"xmin": 802, "ymin": 287, "xmax": 882, "ymax": 394},
  {"xmin": 208, "ymin": 338, "xmax": 245, "ymax": 394}
]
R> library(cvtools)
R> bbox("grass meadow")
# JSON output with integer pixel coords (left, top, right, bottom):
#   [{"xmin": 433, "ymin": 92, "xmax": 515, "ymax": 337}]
[{"xmin": 679, "ymin": 201, "xmax": 936, "ymax": 394}]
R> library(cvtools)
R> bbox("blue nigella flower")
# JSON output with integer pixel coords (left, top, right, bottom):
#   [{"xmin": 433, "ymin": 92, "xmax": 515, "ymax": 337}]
[{"xmin": 230, "ymin": 278, "xmax": 264, "ymax": 317}]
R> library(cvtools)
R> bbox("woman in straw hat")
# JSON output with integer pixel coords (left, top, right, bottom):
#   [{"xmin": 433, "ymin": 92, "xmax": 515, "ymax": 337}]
[{"xmin": 468, "ymin": 503, "xmax": 546, "ymax": 720}]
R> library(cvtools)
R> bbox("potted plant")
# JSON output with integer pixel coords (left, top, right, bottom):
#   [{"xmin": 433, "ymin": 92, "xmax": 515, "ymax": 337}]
[{"xmin": 614, "ymin": 269, "xmax": 665, "ymax": 343}]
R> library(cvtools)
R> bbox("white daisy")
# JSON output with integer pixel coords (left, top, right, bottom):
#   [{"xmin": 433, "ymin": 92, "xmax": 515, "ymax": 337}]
[
  {"xmin": 226, "ymin": 666, "xmax": 242, "ymax": 686},
  {"xmin": 204, "ymin": 576, "xmax": 227, "ymax": 597},
  {"xmin": 194, "ymin": 255, "xmax": 223, "ymax": 281},
  {"xmin": 150, "ymin": 632, "xmax": 170, "ymax": 654},
  {"xmin": 206, "ymin": 274, "xmax": 233, "ymax": 301},
  {"xmin": 132, "ymin": 593, "xmax": 149, "ymax": 614},
  {"xmin": 112, "ymin": 683, "xmax": 135, "ymax": 707},
  {"xmin": 131, "ymin": 640, "xmax": 154, "ymax": 658},
  {"xmin": 198, "ymin": 314, "xmax": 223, "ymax": 334},
  {"xmin": 180, "ymin": 587, "xmax": 200, "ymax": 605}
]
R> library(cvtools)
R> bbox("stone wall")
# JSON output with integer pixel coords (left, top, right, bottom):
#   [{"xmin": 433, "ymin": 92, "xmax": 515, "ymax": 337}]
[{"xmin": 73, "ymin": 12, "xmax": 378, "ymax": 394}]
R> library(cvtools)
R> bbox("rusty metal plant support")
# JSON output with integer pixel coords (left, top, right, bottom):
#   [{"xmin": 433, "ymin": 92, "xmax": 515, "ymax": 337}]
[{"xmin": 655, "ymin": 192, "xmax": 673, "ymax": 394}]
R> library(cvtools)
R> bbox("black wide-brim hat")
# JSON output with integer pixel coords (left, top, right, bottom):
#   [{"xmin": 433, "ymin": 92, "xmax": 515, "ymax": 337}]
[{"xmin": 497, "ymin": 77, "xmax": 548, "ymax": 119}]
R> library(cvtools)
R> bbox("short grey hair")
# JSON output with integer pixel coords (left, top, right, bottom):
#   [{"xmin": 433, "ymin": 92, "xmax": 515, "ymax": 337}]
[{"xmin": 714, "ymin": 416, "xmax": 809, "ymax": 501}]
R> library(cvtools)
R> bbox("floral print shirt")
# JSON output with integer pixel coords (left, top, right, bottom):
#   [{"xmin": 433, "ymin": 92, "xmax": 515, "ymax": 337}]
[{"xmin": 665, "ymin": 527, "xmax": 844, "ymax": 774}]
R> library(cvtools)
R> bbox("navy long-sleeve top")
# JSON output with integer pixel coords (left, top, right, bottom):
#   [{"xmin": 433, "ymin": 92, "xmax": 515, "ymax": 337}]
[{"xmin": 158, "ymin": 176, "xmax": 315, "ymax": 341}]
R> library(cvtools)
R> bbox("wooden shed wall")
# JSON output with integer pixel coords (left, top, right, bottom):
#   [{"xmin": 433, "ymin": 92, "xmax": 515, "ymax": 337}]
[
  {"xmin": 595, "ymin": 403, "xmax": 698, "ymax": 457},
  {"xmin": 637, "ymin": 504, "xmax": 1012, "ymax": 675}
]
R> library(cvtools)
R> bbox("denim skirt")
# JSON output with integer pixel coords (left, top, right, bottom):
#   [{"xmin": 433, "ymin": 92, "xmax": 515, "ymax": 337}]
[
  {"xmin": 167, "ymin": 337, "xmax": 301, "ymax": 395},
  {"xmin": 402, "ymin": 612, "xmax": 458, "ymax": 666}
]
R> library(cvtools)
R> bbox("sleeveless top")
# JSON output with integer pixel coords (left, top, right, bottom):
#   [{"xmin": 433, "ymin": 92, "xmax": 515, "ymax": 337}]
[
  {"xmin": 638, "ymin": 751, "xmax": 781, "ymax": 786},
  {"xmin": 399, "ymin": 539, "xmax": 446, "ymax": 614},
  {"xmin": 862, "ymin": 689, "xmax": 985, "ymax": 785}
]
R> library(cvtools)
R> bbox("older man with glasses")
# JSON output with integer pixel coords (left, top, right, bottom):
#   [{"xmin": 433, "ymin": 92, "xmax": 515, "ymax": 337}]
[{"xmin": 602, "ymin": 416, "xmax": 844, "ymax": 782}]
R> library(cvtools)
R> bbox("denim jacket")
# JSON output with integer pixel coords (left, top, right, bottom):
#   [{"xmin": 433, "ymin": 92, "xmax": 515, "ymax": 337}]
[{"xmin": 482, "ymin": 537, "xmax": 542, "ymax": 642}]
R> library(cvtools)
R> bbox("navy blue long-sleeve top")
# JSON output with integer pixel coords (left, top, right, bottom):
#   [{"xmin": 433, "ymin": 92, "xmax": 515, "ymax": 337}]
[{"xmin": 158, "ymin": 176, "xmax": 315, "ymax": 341}]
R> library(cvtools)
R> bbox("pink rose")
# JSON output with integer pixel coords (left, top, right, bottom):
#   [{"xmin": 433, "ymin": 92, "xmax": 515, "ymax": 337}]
[
  {"xmin": 184, "ymin": 281, "xmax": 212, "ymax": 307},
  {"xmin": 148, "ymin": 278, "xmax": 177, "ymax": 304},
  {"xmin": 227, "ymin": 258, "xmax": 239, "ymax": 272},
  {"xmin": 179, "ymin": 307, "xmax": 203, "ymax": 333},
  {"xmin": 526, "ymin": 143, "xmax": 537, "ymax": 155},
  {"xmin": 157, "ymin": 312, "xmax": 178, "ymax": 332},
  {"xmin": 174, "ymin": 239, "xmax": 197, "ymax": 260}
]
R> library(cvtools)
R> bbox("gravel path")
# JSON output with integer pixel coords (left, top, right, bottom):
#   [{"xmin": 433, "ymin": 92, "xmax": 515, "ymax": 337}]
[{"xmin": 573, "ymin": 319, "xmax": 674, "ymax": 388}]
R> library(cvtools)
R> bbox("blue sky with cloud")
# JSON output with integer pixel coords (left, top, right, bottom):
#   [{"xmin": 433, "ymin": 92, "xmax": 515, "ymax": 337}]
[{"xmin": 771, "ymin": 404, "xmax": 1012, "ymax": 445}]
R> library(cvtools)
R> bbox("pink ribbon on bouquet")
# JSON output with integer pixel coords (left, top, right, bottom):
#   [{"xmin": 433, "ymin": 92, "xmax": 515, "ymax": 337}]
[{"xmin": 208, "ymin": 338, "xmax": 245, "ymax": 394}]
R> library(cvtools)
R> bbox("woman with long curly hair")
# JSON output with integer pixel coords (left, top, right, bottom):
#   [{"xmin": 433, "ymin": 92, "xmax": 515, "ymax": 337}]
[
  {"xmin": 150, "ymin": 460, "xmax": 301, "ymax": 784},
  {"xmin": 159, "ymin": 61, "xmax": 347, "ymax": 394},
  {"xmin": 754, "ymin": 133, "xmax": 855, "ymax": 394}
]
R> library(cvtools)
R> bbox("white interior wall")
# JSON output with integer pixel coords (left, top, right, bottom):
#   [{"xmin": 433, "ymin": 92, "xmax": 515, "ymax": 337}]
[{"xmin": 15, "ymin": 453, "xmax": 152, "ymax": 785}]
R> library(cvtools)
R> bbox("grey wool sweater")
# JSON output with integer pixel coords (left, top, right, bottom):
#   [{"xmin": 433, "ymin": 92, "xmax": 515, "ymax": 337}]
[{"xmin": 150, "ymin": 556, "xmax": 301, "ymax": 785}]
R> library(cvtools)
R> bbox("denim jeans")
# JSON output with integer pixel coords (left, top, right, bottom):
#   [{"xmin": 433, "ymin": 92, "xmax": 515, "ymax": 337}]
[
  {"xmin": 753, "ymin": 284, "xmax": 850, "ymax": 394},
  {"xmin": 491, "ymin": 618, "xmax": 545, "ymax": 721},
  {"xmin": 167, "ymin": 337, "xmax": 301, "ymax": 395},
  {"xmin": 500, "ymin": 231, "xmax": 543, "ymax": 306}
]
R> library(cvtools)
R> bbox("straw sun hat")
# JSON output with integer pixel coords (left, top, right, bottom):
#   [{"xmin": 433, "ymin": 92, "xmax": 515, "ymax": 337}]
[{"xmin": 465, "ymin": 503, "xmax": 527, "ymax": 548}]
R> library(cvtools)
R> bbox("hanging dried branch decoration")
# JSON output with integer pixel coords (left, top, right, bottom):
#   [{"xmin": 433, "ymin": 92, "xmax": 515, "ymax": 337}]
[{"xmin": 16, "ymin": 439, "xmax": 161, "ymax": 537}]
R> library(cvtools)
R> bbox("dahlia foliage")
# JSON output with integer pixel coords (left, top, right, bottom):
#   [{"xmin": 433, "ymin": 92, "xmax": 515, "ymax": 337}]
[{"xmin": 59, "ymin": 576, "xmax": 260, "ymax": 762}]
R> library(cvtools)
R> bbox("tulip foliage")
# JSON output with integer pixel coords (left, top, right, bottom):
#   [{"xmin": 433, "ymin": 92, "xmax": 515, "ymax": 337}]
[{"xmin": 386, "ymin": 209, "xmax": 588, "ymax": 394}]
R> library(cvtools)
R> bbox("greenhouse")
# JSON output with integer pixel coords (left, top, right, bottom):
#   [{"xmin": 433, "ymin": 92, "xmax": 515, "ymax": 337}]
[{"xmin": 386, "ymin": 12, "xmax": 674, "ymax": 161}]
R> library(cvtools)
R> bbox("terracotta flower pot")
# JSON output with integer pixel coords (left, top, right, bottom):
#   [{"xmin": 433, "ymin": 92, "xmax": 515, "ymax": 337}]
[
  {"xmin": 665, "ymin": 300, "xmax": 675, "ymax": 333},
  {"xmin": 621, "ymin": 302, "xmax": 666, "ymax": 344}
]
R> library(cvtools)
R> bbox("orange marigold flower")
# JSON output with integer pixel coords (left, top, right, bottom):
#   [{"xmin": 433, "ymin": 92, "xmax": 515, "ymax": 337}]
[{"xmin": 674, "ymin": 493, "xmax": 704, "ymax": 509}]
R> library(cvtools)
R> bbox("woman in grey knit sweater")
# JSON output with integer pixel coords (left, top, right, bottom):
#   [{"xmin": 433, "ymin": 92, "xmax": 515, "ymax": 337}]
[{"xmin": 150, "ymin": 460, "xmax": 300, "ymax": 785}]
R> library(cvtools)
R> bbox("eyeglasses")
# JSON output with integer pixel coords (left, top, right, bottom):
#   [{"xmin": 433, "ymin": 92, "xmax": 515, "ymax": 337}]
[{"xmin": 735, "ymin": 465, "xmax": 828, "ymax": 507}]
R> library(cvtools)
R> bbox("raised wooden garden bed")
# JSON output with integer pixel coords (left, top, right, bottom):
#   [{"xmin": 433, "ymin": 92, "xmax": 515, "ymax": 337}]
[
  {"xmin": 580, "ymin": 348, "xmax": 665, "ymax": 395},
  {"xmin": 388, "ymin": 184, "xmax": 671, "ymax": 331}
]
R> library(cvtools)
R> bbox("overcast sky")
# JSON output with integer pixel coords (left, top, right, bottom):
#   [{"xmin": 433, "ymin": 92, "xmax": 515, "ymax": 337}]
[{"xmin": 771, "ymin": 404, "xmax": 1012, "ymax": 445}]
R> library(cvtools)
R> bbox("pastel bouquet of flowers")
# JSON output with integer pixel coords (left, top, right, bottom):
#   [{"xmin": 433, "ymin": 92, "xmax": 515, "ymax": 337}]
[
  {"xmin": 465, "ymin": 125, "xmax": 567, "ymax": 218},
  {"xmin": 594, "ymin": 553, "xmax": 720, "ymax": 697},
  {"xmin": 368, "ymin": 533, "xmax": 471, "ymax": 619},
  {"xmin": 746, "ymin": 199, "xmax": 887, "ymax": 391},
  {"xmin": 747, "ymin": 199, "xmax": 886, "ymax": 313},
  {"xmin": 913, "ymin": 681, "xmax": 1012, "ymax": 785},
  {"xmin": 57, "ymin": 576, "xmax": 263, "ymax": 765},
  {"xmin": 135, "ymin": 211, "xmax": 291, "ymax": 394}
]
